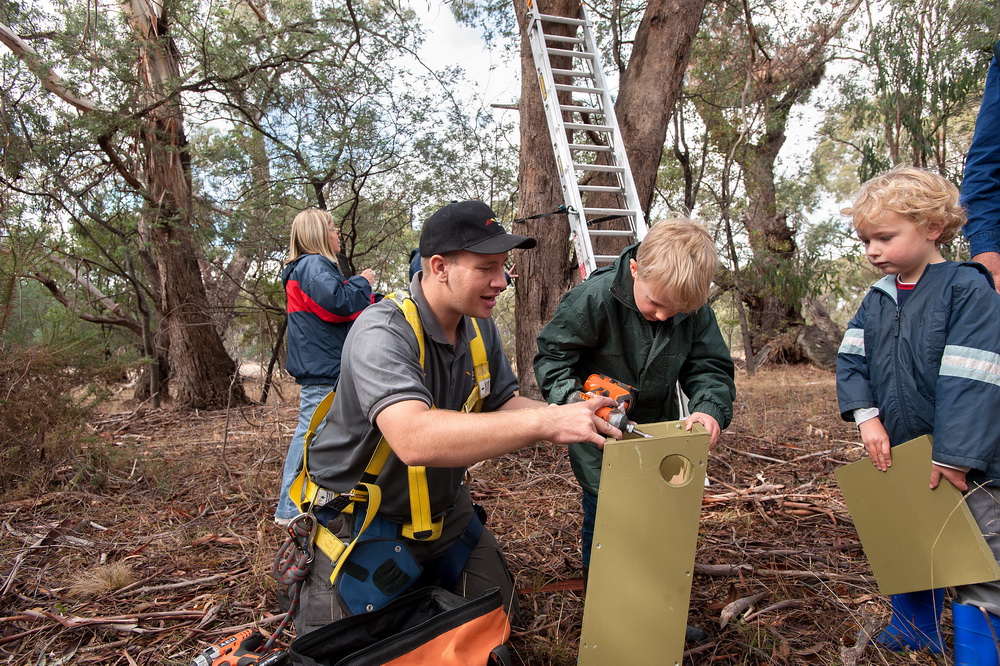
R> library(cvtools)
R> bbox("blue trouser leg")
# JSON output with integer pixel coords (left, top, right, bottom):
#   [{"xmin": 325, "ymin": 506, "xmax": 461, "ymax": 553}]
[
  {"xmin": 580, "ymin": 491, "xmax": 598, "ymax": 568},
  {"xmin": 275, "ymin": 383, "xmax": 335, "ymax": 521},
  {"xmin": 876, "ymin": 589, "xmax": 944, "ymax": 653},
  {"xmin": 954, "ymin": 602, "xmax": 1000, "ymax": 666}
]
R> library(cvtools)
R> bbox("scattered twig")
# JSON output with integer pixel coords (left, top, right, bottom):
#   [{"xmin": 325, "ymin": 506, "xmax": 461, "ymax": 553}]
[
  {"xmin": 210, "ymin": 612, "xmax": 289, "ymax": 635},
  {"xmin": 743, "ymin": 599, "xmax": 806, "ymax": 622},
  {"xmin": 720, "ymin": 590, "xmax": 769, "ymax": 627},
  {"xmin": 115, "ymin": 574, "xmax": 229, "ymax": 598},
  {"xmin": 21, "ymin": 608, "xmax": 204, "ymax": 629},
  {"xmin": 695, "ymin": 563, "xmax": 873, "ymax": 585},
  {"xmin": 839, "ymin": 611, "xmax": 878, "ymax": 666}
]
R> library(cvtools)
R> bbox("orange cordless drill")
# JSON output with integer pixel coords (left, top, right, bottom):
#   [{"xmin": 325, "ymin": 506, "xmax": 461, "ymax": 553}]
[
  {"xmin": 190, "ymin": 629, "xmax": 287, "ymax": 666},
  {"xmin": 579, "ymin": 374, "xmax": 652, "ymax": 438}
]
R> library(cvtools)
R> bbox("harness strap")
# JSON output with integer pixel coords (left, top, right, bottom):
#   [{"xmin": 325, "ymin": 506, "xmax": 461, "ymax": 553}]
[{"xmin": 288, "ymin": 290, "xmax": 492, "ymax": 577}]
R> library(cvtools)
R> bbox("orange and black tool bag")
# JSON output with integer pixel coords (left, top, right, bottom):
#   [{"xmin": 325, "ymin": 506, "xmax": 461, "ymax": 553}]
[{"xmin": 288, "ymin": 586, "xmax": 510, "ymax": 666}]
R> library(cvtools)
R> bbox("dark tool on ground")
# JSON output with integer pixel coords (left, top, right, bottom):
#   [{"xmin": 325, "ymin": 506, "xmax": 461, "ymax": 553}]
[
  {"xmin": 190, "ymin": 628, "xmax": 287, "ymax": 666},
  {"xmin": 580, "ymin": 374, "xmax": 653, "ymax": 438}
]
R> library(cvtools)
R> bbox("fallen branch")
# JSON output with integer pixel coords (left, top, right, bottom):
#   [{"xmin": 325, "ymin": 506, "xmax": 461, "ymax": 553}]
[
  {"xmin": 210, "ymin": 612, "xmax": 289, "ymax": 635},
  {"xmin": 116, "ymin": 574, "xmax": 228, "ymax": 598},
  {"xmin": 22, "ymin": 608, "xmax": 204, "ymax": 630},
  {"xmin": 694, "ymin": 562, "xmax": 874, "ymax": 585},
  {"xmin": 839, "ymin": 611, "xmax": 879, "ymax": 666},
  {"xmin": 0, "ymin": 491, "xmax": 106, "ymax": 512},
  {"xmin": 743, "ymin": 599, "xmax": 806, "ymax": 622},
  {"xmin": 720, "ymin": 590, "xmax": 769, "ymax": 628}
]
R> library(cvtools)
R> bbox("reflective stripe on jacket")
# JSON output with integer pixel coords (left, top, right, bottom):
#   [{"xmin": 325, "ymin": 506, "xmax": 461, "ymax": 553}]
[{"xmin": 836, "ymin": 261, "xmax": 1000, "ymax": 485}]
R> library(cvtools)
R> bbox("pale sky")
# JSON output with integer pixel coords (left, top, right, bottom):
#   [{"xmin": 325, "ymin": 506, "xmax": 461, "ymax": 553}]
[{"xmin": 410, "ymin": 2, "xmax": 520, "ymax": 109}]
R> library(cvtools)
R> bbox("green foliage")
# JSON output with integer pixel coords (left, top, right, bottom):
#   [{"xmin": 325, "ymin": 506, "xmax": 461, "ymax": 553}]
[
  {"xmin": 1, "ymin": 0, "xmax": 522, "ymax": 381},
  {"xmin": 823, "ymin": 0, "xmax": 999, "ymax": 184}
]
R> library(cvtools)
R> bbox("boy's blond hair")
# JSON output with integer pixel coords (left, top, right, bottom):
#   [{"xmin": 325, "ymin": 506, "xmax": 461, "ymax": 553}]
[
  {"xmin": 841, "ymin": 165, "xmax": 966, "ymax": 243},
  {"xmin": 634, "ymin": 218, "xmax": 718, "ymax": 311},
  {"xmin": 286, "ymin": 208, "xmax": 339, "ymax": 265}
]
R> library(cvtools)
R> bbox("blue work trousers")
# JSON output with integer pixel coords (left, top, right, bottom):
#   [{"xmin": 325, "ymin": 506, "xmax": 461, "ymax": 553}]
[{"xmin": 275, "ymin": 383, "xmax": 335, "ymax": 521}]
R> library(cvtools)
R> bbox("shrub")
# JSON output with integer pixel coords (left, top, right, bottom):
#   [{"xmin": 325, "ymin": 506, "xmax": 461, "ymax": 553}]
[{"xmin": 0, "ymin": 341, "xmax": 115, "ymax": 499}]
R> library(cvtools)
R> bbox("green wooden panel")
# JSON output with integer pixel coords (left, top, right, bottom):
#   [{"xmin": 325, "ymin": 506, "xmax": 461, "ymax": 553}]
[
  {"xmin": 579, "ymin": 421, "xmax": 709, "ymax": 666},
  {"xmin": 835, "ymin": 435, "xmax": 1000, "ymax": 595}
]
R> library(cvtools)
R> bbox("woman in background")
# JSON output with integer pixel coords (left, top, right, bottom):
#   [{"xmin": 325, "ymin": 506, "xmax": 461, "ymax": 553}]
[{"xmin": 275, "ymin": 208, "xmax": 376, "ymax": 524}]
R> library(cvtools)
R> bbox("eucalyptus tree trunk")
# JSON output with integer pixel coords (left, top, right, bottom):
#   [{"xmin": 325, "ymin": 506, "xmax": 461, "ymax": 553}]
[
  {"xmin": 123, "ymin": 0, "xmax": 247, "ymax": 409},
  {"xmin": 0, "ymin": 11, "xmax": 247, "ymax": 409}
]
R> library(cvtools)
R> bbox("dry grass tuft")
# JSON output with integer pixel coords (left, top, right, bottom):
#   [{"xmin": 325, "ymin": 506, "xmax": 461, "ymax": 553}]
[{"xmin": 67, "ymin": 561, "xmax": 138, "ymax": 599}]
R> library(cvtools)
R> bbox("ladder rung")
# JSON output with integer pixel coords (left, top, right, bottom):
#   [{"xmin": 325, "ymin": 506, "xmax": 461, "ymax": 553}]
[
  {"xmin": 554, "ymin": 83, "xmax": 601, "ymax": 94},
  {"xmin": 565, "ymin": 122, "xmax": 613, "ymax": 131},
  {"xmin": 534, "ymin": 13, "xmax": 586, "ymax": 26},
  {"xmin": 585, "ymin": 207, "xmax": 639, "ymax": 216},
  {"xmin": 560, "ymin": 104, "xmax": 603, "ymax": 114},
  {"xmin": 594, "ymin": 254, "xmax": 622, "ymax": 262},
  {"xmin": 573, "ymin": 163, "xmax": 625, "ymax": 173},
  {"xmin": 589, "ymin": 230, "xmax": 637, "ymax": 237},
  {"xmin": 552, "ymin": 68, "xmax": 595, "ymax": 79},
  {"xmin": 543, "ymin": 35, "xmax": 584, "ymax": 45},
  {"xmin": 579, "ymin": 185, "xmax": 623, "ymax": 192},
  {"xmin": 546, "ymin": 47, "xmax": 595, "ymax": 59},
  {"xmin": 569, "ymin": 144, "xmax": 612, "ymax": 152}
]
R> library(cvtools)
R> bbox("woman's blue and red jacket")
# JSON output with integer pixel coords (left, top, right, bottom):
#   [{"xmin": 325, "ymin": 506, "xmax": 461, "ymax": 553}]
[{"xmin": 281, "ymin": 253, "xmax": 374, "ymax": 385}]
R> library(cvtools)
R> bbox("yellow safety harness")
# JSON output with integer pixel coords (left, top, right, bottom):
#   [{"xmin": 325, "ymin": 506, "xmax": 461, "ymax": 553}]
[{"xmin": 287, "ymin": 290, "xmax": 491, "ymax": 585}]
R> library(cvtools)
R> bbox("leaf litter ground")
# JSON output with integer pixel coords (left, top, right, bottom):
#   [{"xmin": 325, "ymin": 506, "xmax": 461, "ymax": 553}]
[{"xmin": 0, "ymin": 367, "xmax": 951, "ymax": 664}]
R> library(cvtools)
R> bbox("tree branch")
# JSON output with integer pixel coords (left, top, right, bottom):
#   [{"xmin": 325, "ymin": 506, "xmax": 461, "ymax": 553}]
[
  {"xmin": 0, "ymin": 22, "xmax": 100, "ymax": 113},
  {"xmin": 29, "ymin": 267, "xmax": 143, "ymax": 336}
]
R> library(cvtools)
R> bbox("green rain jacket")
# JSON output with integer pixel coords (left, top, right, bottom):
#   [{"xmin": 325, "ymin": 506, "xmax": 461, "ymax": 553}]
[{"xmin": 533, "ymin": 245, "xmax": 736, "ymax": 496}]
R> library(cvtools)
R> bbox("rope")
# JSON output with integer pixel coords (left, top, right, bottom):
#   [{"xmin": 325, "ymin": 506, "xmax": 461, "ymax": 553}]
[
  {"xmin": 265, "ymin": 514, "xmax": 315, "ymax": 651},
  {"xmin": 511, "ymin": 205, "xmax": 629, "ymax": 227},
  {"xmin": 511, "ymin": 205, "xmax": 567, "ymax": 224},
  {"xmin": 586, "ymin": 213, "xmax": 629, "ymax": 225}
]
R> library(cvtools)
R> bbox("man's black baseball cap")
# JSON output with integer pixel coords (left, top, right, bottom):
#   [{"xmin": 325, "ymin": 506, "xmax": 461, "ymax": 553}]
[{"xmin": 419, "ymin": 201, "xmax": 537, "ymax": 256}]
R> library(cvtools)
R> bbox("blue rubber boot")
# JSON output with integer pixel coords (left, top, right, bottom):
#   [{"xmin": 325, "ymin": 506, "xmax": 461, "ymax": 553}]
[
  {"xmin": 875, "ymin": 589, "xmax": 945, "ymax": 653},
  {"xmin": 954, "ymin": 602, "xmax": 1000, "ymax": 666}
]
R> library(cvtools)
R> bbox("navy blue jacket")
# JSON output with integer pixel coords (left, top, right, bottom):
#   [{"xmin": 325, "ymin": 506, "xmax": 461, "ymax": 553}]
[
  {"xmin": 282, "ymin": 254, "xmax": 374, "ymax": 385},
  {"xmin": 961, "ymin": 41, "xmax": 1000, "ymax": 258},
  {"xmin": 837, "ymin": 262, "xmax": 1000, "ymax": 485}
]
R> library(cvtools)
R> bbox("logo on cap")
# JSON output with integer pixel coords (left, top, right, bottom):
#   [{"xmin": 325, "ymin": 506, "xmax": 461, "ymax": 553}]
[{"xmin": 485, "ymin": 217, "xmax": 497, "ymax": 227}]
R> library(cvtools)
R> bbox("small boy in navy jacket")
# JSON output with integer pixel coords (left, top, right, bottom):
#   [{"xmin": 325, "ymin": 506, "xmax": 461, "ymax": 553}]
[{"xmin": 837, "ymin": 166, "xmax": 1000, "ymax": 663}]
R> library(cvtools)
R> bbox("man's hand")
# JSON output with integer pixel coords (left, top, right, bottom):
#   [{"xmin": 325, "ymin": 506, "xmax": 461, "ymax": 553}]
[
  {"xmin": 377, "ymin": 394, "xmax": 623, "ymax": 467},
  {"xmin": 858, "ymin": 418, "xmax": 892, "ymax": 471},
  {"xmin": 930, "ymin": 464, "xmax": 968, "ymax": 492},
  {"xmin": 545, "ymin": 397, "xmax": 623, "ymax": 447},
  {"xmin": 972, "ymin": 252, "xmax": 1000, "ymax": 293},
  {"xmin": 685, "ymin": 412, "xmax": 721, "ymax": 447}
]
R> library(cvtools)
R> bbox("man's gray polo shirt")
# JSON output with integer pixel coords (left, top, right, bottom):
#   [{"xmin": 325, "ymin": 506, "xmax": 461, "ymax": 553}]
[{"xmin": 306, "ymin": 275, "xmax": 520, "ymax": 523}]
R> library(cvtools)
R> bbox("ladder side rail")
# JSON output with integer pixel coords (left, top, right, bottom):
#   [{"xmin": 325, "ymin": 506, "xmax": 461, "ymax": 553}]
[
  {"xmin": 578, "ymin": 8, "xmax": 648, "ymax": 241},
  {"xmin": 526, "ymin": 8, "xmax": 598, "ymax": 277}
]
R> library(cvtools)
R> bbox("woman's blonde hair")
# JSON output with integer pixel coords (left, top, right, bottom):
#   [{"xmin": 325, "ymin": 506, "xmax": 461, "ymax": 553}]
[
  {"xmin": 841, "ymin": 165, "xmax": 966, "ymax": 243},
  {"xmin": 634, "ymin": 218, "xmax": 718, "ymax": 312},
  {"xmin": 286, "ymin": 208, "xmax": 338, "ymax": 264}
]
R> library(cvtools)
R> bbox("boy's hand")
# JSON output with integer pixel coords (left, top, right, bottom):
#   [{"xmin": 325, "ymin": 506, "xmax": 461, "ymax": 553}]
[
  {"xmin": 858, "ymin": 418, "xmax": 892, "ymax": 471},
  {"xmin": 930, "ymin": 464, "xmax": 968, "ymax": 492},
  {"xmin": 685, "ymin": 412, "xmax": 721, "ymax": 447}
]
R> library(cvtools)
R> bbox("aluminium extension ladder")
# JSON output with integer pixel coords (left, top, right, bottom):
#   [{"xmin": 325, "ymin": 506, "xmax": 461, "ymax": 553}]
[
  {"xmin": 525, "ymin": 1, "xmax": 648, "ymax": 279},
  {"xmin": 525, "ymin": 2, "xmax": 689, "ymax": 418}
]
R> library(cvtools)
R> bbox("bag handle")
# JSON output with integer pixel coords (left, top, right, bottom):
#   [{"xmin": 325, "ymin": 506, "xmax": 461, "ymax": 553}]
[{"xmin": 489, "ymin": 644, "xmax": 512, "ymax": 666}]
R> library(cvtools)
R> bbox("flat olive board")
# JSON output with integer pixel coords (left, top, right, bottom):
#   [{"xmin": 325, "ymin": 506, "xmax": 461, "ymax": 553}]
[
  {"xmin": 579, "ymin": 421, "xmax": 708, "ymax": 666},
  {"xmin": 835, "ymin": 435, "xmax": 1000, "ymax": 595}
]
